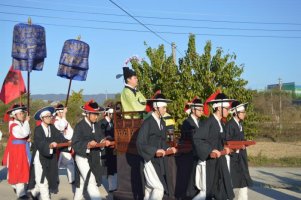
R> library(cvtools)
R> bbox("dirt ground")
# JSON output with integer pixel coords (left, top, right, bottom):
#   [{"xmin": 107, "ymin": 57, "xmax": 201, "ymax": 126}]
[{"xmin": 247, "ymin": 141, "xmax": 301, "ymax": 158}]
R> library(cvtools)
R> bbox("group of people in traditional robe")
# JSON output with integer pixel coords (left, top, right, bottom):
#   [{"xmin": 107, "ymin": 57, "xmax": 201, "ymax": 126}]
[
  {"xmin": 2, "ymin": 65, "xmax": 252, "ymax": 200},
  {"xmin": 2, "ymin": 101, "xmax": 118, "ymax": 200},
  {"xmin": 121, "ymin": 66, "xmax": 253, "ymax": 200}
]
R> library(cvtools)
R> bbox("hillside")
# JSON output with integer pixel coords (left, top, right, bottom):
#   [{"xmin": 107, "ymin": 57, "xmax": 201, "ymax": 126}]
[{"xmin": 31, "ymin": 93, "xmax": 116, "ymax": 104}]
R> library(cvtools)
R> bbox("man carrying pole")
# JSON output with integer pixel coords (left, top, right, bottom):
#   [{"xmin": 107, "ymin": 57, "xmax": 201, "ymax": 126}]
[
  {"xmin": 225, "ymin": 101, "xmax": 253, "ymax": 200},
  {"xmin": 72, "ymin": 100, "xmax": 111, "ymax": 200}
]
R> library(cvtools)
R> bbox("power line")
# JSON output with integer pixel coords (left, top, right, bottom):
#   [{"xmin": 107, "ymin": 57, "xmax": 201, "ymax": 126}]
[
  {"xmin": 107, "ymin": 0, "xmax": 184, "ymax": 56},
  {"xmin": 2, "ymin": 19, "xmax": 301, "ymax": 39},
  {"xmin": 1, "ymin": 11, "xmax": 301, "ymax": 32},
  {"xmin": 0, "ymin": 3, "xmax": 300, "ymax": 26}
]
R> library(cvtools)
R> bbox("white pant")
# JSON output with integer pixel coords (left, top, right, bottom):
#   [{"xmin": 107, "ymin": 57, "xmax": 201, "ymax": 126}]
[
  {"xmin": 73, "ymin": 155, "xmax": 102, "ymax": 200},
  {"xmin": 143, "ymin": 161, "xmax": 164, "ymax": 200},
  {"xmin": 193, "ymin": 160, "xmax": 206, "ymax": 200},
  {"xmin": 31, "ymin": 160, "xmax": 50, "ymax": 200},
  {"xmin": 235, "ymin": 187, "xmax": 248, "ymax": 200},
  {"xmin": 13, "ymin": 183, "xmax": 26, "ymax": 197},
  {"xmin": 225, "ymin": 155, "xmax": 230, "ymax": 172},
  {"xmin": 58, "ymin": 152, "xmax": 75, "ymax": 183}
]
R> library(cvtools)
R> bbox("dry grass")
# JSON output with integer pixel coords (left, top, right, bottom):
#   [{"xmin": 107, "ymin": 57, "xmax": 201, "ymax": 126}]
[{"xmin": 247, "ymin": 141, "xmax": 301, "ymax": 158}]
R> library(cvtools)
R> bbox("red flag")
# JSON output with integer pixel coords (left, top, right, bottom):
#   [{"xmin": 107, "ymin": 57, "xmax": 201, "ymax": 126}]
[
  {"xmin": 0, "ymin": 66, "xmax": 26, "ymax": 104},
  {"xmin": 203, "ymin": 89, "xmax": 221, "ymax": 116}
]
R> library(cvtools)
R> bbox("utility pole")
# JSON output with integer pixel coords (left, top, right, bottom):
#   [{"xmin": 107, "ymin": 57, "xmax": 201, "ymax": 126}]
[
  {"xmin": 279, "ymin": 78, "xmax": 282, "ymax": 135},
  {"xmin": 172, "ymin": 42, "xmax": 176, "ymax": 65},
  {"xmin": 271, "ymin": 91, "xmax": 274, "ymax": 114}
]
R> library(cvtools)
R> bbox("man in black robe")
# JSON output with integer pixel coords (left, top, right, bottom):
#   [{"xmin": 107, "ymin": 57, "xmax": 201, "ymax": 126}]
[
  {"xmin": 136, "ymin": 93, "xmax": 176, "ymax": 200},
  {"xmin": 99, "ymin": 106, "xmax": 117, "ymax": 192},
  {"xmin": 192, "ymin": 93, "xmax": 235, "ymax": 200},
  {"xmin": 181, "ymin": 97, "xmax": 204, "ymax": 142},
  {"xmin": 28, "ymin": 106, "xmax": 69, "ymax": 200},
  {"xmin": 72, "ymin": 100, "xmax": 111, "ymax": 200},
  {"xmin": 181, "ymin": 97, "xmax": 206, "ymax": 198},
  {"xmin": 225, "ymin": 101, "xmax": 253, "ymax": 200}
]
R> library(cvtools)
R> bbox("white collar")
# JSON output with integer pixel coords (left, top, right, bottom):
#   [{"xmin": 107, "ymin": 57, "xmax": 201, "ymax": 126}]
[
  {"xmin": 85, "ymin": 117, "xmax": 92, "ymax": 127},
  {"xmin": 41, "ymin": 122, "xmax": 51, "ymax": 137},
  {"xmin": 233, "ymin": 117, "xmax": 240, "ymax": 126},
  {"xmin": 191, "ymin": 114, "xmax": 199, "ymax": 127},
  {"xmin": 152, "ymin": 112, "xmax": 162, "ymax": 130},
  {"xmin": 125, "ymin": 83, "xmax": 136, "ymax": 90},
  {"xmin": 213, "ymin": 113, "xmax": 223, "ymax": 132},
  {"xmin": 233, "ymin": 117, "xmax": 242, "ymax": 131},
  {"xmin": 105, "ymin": 116, "xmax": 111, "ymax": 123}
]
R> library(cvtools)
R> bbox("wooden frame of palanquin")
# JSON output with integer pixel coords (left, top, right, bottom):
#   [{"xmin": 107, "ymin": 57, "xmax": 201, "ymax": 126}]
[{"xmin": 112, "ymin": 102, "xmax": 193, "ymax": 200}]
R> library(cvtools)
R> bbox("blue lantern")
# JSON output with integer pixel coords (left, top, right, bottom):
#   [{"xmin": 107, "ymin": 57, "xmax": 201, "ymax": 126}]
[
  {"xmin": 57, "ymin": 38, "xmax": 90, "ymax": 106},
  {"xmin": 12, "ymin": 23, "xmax": 46, "ymax": 72}
]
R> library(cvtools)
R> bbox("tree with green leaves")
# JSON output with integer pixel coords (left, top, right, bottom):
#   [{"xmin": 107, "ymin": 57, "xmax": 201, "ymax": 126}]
[{"xmin": 132, "ymin": 34, "xmax": 257, "ymax": 139}]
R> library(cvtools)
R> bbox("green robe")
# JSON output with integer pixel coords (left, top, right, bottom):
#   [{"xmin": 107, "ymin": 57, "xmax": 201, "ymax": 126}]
[{"xmin": 121, "ymin": 86, "xmax": 146, "ymax": 112}]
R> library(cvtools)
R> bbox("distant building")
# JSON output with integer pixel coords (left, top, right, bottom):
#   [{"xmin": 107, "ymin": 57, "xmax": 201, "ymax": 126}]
[{"xmin": 267, "ymin": 82, "xmax": 301, "ymax": 104}]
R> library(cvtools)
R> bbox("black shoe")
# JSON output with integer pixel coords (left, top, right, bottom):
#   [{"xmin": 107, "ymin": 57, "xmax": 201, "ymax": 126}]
[
  {"xmin": 27, "ymin": 192, "xmax": 38, "ymax": 200},
  {"xmin": 17, "ymin": 195, "xmax": 29, "ymax": 199}
]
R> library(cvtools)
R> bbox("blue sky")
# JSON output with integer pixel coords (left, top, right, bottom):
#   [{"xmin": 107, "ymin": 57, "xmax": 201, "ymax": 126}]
[{"xmin": 1, "ymin": 0, "xmax": 301, "ymax": 95}]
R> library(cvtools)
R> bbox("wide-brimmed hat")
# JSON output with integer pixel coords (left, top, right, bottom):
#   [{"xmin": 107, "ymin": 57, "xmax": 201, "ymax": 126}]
[
  {"xmin": 146, "ymin": 93, "xmax": 172, "ymax": 103},
  {"xmin": 34, "ymin": 106, "xmax": 55, "ymax": 120},
  {"xmin": 206, "ymin": 93, "xmax": 235, "ymax": 110},
  {"xmin": 55, "ymin": 103, "xmax": 64, "ymax": 111},
  {"xmin": 104, "ymin": 107, "xmax": 114, "ymax": 114},
  {"xmin": 6, "ymin": 103, "xmax": 27, "ymax": 115},
  {"xmin": 187, "ymin": 97, "xmax": 204, "ymax": 107},
  {"xmin": 207, "ymin": 93, "xmax": 234, "ymax": 104},
  {"xmin": 230, "ymin": 100, "xmax": 248, "ymax": 114},
  {"xmin": 81, "ymin": 99, "xmax": 104, "ymax": 113},
  {"xmin": 185, "ymin": 97, "xmax": 203, "ymax": 115},
  {"xmin": 147, "ymin": 93, "xmax": 172, "ymax": 108}
]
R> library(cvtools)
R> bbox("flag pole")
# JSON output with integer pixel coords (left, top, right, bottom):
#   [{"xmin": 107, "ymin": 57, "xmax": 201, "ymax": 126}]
[
  {"xmin": 27, "ymin": 17, "xmax": 32, "ymax": 114},
  {"xmin": 19, "ymin": 69, "xmax": 22, "ymax": 104},
  {"xmin": 27, "ymin": 71, "xmax": 30, "ymax": 114},
  {"xmin": 65, "ymin": 78, "xmax": 72, "ymax": 107}
]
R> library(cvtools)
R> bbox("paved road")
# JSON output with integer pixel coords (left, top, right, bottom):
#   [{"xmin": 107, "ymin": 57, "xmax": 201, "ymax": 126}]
[{"xmin": 0, "ymin": 167, "xmax": 300, "ymax": 200}]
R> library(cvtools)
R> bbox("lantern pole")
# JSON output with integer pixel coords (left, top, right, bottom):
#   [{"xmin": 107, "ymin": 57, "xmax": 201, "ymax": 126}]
[
  {"xmin": 65, "ymin": 79, "xmax": 72, "ymax": 107},
  {"xmin": 27, "ymin": 17, "xmax": 32, "ymax": 114},
  {"xmin": 64, "ymin": 35, "xmax": 81, "ymax": 107}
]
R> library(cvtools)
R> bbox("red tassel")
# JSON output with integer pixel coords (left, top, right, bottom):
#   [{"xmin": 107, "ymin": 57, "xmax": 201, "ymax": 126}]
[
  {"xmin": 146, "ymin": 90, "xmax": 161, "ymax": 112},
  {"xmin": 203, "ymin": 89, "xmax": 221, "ymax": 116}
]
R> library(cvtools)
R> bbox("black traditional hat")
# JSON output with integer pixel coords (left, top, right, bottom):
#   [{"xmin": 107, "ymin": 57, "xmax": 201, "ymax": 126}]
[
  {"xmin": 146, "ymin": 93, "xmax": 172, "ymax": 103},
  {"xmin": 34, "ymin": 106, "xmax": 55, "ymax": 120},
  {"xmin": 6, "ymin": 103, "xmax": 27, "ymax": 114},
  {"xmin": 187, "ymin": 97, "xmax": 204, "ymax": 107},
  {"xmin": 81, "ymin": 99, "xmax": 104, "ymax": 113},
  {"xmin": 230, "ymin": 100, "xmax": 248, "ymax": 114},
  {"xmin": 55, "ymin": 103, "xmax": 64, "ymax": 111},
  {"xmin": 104, "ymin": 107, "xmax": 114, "ymax": 114},
  {"xmin": 122, "ymin": 67, "xmax": 136, "ymax": 82},
  {"xmin": 207, "ymin": 93, "xmax": 234, "ymax": 104}
]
